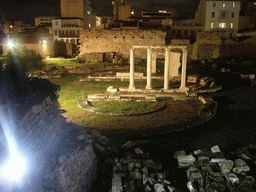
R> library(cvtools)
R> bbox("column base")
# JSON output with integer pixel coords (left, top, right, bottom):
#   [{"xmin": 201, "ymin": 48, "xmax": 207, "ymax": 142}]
[
  {"xmin": 146, "ymin": 85, "xmax": 152, "ymax": 90},
  {"xmin": 179, "ymin": 86, "xmax": 188, "ymax": 92},
  {"xmin": 128, "ymin": 85, "xmax": 136, "ymax": 89}
]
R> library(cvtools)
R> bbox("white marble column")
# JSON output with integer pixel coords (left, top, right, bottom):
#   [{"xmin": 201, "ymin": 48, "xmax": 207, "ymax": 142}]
[
  {"xmin": 152, "ymin": 52, "xmax": 157, "ymax": 73},
  {"xmin": 146, "ymin": 48, "xmax": 152, "ymax": 89},
  {"xmin": 164, "ymin": 48, "xmax": 170, "ymax": 90},
  {"xmin": 129, "ymin": 48, "xmax": 135, "ymax": 89},
  {"xmin": 180, "ymin": 48, "xmax": 187, "ymax": 91}
]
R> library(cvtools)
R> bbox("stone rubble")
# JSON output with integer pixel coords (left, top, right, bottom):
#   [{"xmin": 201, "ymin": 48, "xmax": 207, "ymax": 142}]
[{"xmin": 88, "ymin": 136, "xmax": 256, "ymax": 192}]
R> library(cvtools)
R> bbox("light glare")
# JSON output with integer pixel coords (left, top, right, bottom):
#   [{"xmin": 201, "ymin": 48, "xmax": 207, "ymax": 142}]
[
  {"xmin": 7, "ymin": 42, "xmax": 14, "ymax": 48},
  {"xmin": 2, "ymin": 153, "xmax": 26, "ymax": 181}
]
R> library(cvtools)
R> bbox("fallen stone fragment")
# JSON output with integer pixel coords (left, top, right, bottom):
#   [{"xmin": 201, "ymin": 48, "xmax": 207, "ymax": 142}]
[
  {"xmin": 198, "ymin": 156, "xmax": 210, "ymax": 166},
  {"xmin": 129, "ymin": 169, "xmax": 142, "ymax": 180},
  {"xmin": 148, "ymin": 177, "xmax": 157, "ymax": 185},
  {"xmin": 194, "ymin": 149, "xmax": 202, "ymax": 155},
  {"xmin": 142, "ymin": 166, "xmax": 148, "ymax": 174},
  {"xmin": 177, "ymin": 155, "xmax": 196, "ymax": 167},
  {"xmin": 234, "ymin": 159, "xmax": 246, "ymax": 167},
  {"xmin": 211, "ymin": 145, "xmax": 221, "ymax": 153},
  {"xmin": 111, "ymin": 176, "xmax": 123, "ymax": 192},
  {"xmin": 187, "ymin": 181, "xmax": 196, "ymax": 192},
  {"xmin": 190, "ymin": 172, "xmax": 202, "ymax": 182},
  {"xmin": 134, "ymin": 148, "xmax": 143, "ymax": 155},
  {"xmin": 240, "ymin": 153, "xmax": 251, "ymax": 160},
  {"xmin": 145, "ymin": 185, "xmax": 152, "ymax": 191},
  {"xmin": 94, "ymin": 142, "xmax": 106, "ymax": 153},
  {"xmin": 174, "ymin": 150, "xmax": 186, "ymax": 158},
  {"xmin": 233, "ymin": 165, "xmax": 250, "ymax": 174},
  {"xmin": 225, "ymin": 173, "xmax": 239, "ymax": 184},
  {"xmin": 154, "ymin": 183, "xmax": 165, "ymax": 192},
  {"xmin": 167, "ymin": 186, "xmax": 175, "ymax": 192},
  {"xmin": 218, "ymin": 160, "xmax": 234, "ymax": 174},
  {"xmin": 163, "ymin": 179, "xmax": 171, "ymax": 185},
  {"xmin": 210, "ymin": 158, "xmax": 225, "ymax": 163}
]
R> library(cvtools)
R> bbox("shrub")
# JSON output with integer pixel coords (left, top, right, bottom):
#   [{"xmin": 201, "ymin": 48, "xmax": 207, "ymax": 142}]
[{"xmin": 5, "ymin": 46, "xmax": 45, "ymax": 75}]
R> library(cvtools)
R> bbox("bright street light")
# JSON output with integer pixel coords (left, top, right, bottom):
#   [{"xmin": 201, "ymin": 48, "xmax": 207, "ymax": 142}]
[{"xmin": 7, "ymin": 41, "xmax": 14, "ymax": 48}]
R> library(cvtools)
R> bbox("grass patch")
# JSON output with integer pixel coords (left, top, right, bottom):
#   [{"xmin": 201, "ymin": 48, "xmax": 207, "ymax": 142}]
[{"xmin": 91, "ymin": 101, "xmax": 156, "ymax": 111}]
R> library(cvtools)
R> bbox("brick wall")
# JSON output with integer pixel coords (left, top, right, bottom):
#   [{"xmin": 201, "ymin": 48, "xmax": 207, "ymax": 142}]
[{"xmin": 79, "ymin": 29, "xmax": 166, "ymax": 61}]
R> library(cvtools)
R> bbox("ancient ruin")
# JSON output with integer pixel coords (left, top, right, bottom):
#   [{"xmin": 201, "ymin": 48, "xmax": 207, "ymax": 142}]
[{"xmin": 128, "ymin": 45, "xmax": 187, "ymax": 91}]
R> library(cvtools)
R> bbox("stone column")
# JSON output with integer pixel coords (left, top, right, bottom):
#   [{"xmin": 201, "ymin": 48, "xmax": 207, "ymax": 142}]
[
  {"xmin": 180, "ymin": 48, "xmax": 187, "ymax": 91},
  {"xmin": 146, "ymin": 48, "xmax": 152, "ymax": 89},
  {"xmin": 152, "ymin": 52, "xmax": 157, "ymax": 73},
  {"xmin": 129, "ymin": 48, "xmax": 135, "ymax": 89},
  {"xmin": 164, "ymin": 48, "xmax": 170, "ymax": 90}
]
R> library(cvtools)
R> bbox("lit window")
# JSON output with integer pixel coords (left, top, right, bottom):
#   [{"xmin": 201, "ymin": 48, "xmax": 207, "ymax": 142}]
[
  {"xmin": 89, "ymin": 24, "xmax": 91, "ymax": 27},
  {"xmin": 222, "ymin": 3, "xmax": 226, "ymax": 7},
  {"xmin": 230, "ymin": 22, "xmax": 234, "ymax": 28},
  {"xmin": 254, "ymin": 2, "xmax": 256, "ymax": 6},
  {"xmin": 87, "ymin": 11, "xmax": 90, "ymax": 15},
  {"xmin": 231, "ymin": 12, "xmax": 234, "ymax": 18},
  {"xmin": 232, "ymin": 2, "xmax": 235, "ymax": 7},
  {"xmin": 213, "ymin": 3, "xmax": 216, "ymax": 7},
  {"xmin": 212, "ymin": 12, "xmax": 215, "ymax": 17},
  {"xmin": 10, "ymin": 25, "xmax": 13, "ymax": 28},
  {"xmin": 219, "ymin": 22, "xmax": 226, "ymax": 28},
  {"xmin": 131, "ymin": 11, "xmax": 134, "ymax": 15},
  {"xmin": 211, "ymin": 23, "xmax": 214, "ymax": 28}
]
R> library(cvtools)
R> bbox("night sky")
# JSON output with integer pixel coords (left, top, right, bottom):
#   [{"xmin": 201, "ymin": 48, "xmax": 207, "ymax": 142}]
[{"xmin": 0, "ymin": 0, "xmax": 200, "ymax": 23}]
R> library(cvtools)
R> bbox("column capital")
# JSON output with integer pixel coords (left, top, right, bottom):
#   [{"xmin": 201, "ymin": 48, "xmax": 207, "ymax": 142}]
[
  {"xmin": 182, "ymin": 48, "xmax": 187, "ymax": 53},
  {"xmin": 130, "ymin": 47, "xmax": 135, "ymax": 51},
  {"xmin": 165, "ymin": 47, "xmax": 171, "ymax": 52}
]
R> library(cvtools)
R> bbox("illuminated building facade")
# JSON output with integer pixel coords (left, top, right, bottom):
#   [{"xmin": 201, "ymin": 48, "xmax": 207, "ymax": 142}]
[{"xmin": 195, "ymin": 0, "xmax": 241, "ymax": 38}]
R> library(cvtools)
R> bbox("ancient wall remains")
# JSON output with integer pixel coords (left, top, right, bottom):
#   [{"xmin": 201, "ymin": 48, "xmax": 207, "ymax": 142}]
[
  {"xmin": 0, "ymin": 96, "xmax": 97, "ymax": 191},
  {"xmin": 79, "ymin": 29, "xmax": 166, "ymax": 61},
  {"xmin": 220, "ymin": 37, "xmax": 256, "ymax": 58},
  {"xmin": 191, "ymin": 31, "xmax": 222, "ymax": 60}
]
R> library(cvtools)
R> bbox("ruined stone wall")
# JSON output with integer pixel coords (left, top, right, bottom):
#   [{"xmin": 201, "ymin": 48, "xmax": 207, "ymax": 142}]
[
  {"xmin": 220, "ymin": 37, "xmax": 256, "ymax": 58},
  {"xmin": 79, "ymin": 29, "xmax": 166, "ymax": 61},
  {"xmin": 190, "ymin": 31, "xmax": 222, "ymax": 60},
  {"xmin": 0, "ymin": 96, "xmax": 97, "ymax": 191}
]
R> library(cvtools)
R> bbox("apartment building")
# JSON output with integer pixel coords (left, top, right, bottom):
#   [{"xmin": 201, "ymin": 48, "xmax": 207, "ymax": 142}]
[
  {"xmin": 60, "ymin": 0, "xmax": 91, "ymax": 29},
  {"xmin": 195, "ymin": 0, "xmax": 241, "ymax": 38}
]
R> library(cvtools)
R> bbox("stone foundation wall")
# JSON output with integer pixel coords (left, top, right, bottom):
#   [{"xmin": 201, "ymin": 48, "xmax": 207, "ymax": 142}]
[
  {"xmin": 79, "ymin": 29, "xmax": 166, "ymax": 61},
  {"xmin": 0, "ymin": 96, "xmax": 97, "ymax": 191}
]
